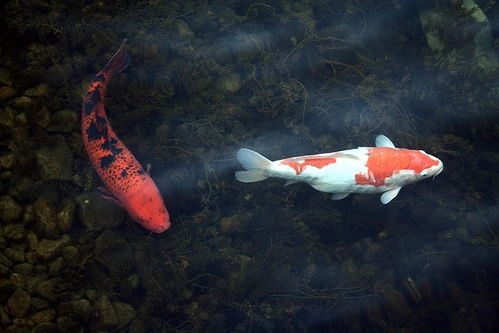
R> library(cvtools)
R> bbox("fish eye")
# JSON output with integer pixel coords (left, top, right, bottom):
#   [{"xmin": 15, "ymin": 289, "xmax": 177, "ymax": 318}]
[{"xmin": 421, "ymin": 173, "xmax": 428, "ymax": 177}]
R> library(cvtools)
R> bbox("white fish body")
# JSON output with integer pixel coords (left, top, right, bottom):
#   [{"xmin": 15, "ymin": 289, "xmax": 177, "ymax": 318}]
[{"xmin": 235, "ymin": 135, "xmax": 443, "ymax": 204}]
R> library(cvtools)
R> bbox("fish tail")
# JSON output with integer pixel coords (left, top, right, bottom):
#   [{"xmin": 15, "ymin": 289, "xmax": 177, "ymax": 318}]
[
  {"xmin": 235, "ymin": 148, "xmax": 271, "ymax": 183},
  {"xmin": 101, "ymin": 39, "xmax": 130, "ymax": 78}
]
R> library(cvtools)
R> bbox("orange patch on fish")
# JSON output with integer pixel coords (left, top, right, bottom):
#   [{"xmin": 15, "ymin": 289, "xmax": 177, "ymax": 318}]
[
  {"xmin": 281, "ymin": 155, "xmax": 337, "ymax": 175},
  {"xmin": 355, "ymin": 148, "xmax": 439, "ymax": 186}
]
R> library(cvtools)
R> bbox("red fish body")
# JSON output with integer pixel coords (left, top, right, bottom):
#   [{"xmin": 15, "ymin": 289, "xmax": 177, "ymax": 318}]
[{"xmin": 82, "ymin": 40, "xmax": 170, "ymax": 233}]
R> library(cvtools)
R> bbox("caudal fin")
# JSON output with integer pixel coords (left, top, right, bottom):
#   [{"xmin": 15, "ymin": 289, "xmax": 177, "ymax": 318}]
[
  {"xmin": 101, "ymin": 39, "xmax": 131, "ymax": 78},
  {"xmin": 235, "ymin": 148, "xmax": 271, "ymax": 183}
]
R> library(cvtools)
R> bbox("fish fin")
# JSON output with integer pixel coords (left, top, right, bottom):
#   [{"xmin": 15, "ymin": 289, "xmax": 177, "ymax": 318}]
[
  {"xmin": 235, "ymin": 148, "xmax": 271, "ymax": 183},
  {"xmin": 375, "ymin": 135, "xmax": 395, "ymax": 148},
  {"xmin": 235, "ymin": 171, "xmax": 268, "ymax": 183},
  {"xmin": 146, "ymin": 163, "xmax": 151, "ymax": 175},
  {"xmin": 380, "ymin": 187, "xmax": 402, "ymax": 204},
  {"xmin": 236, "ymin": 148, "xmax": 272, "ymax": 170},
  {"xmin": 284, "ymin": 180, "xmax": 300, "ymax": 186},
  {"xmin": 97, "ymin": 186, "xmax": 122, "ymax": 206},
  {"xmin": 331, "ymin": 193, "xmax": 349, "ymax": 200},
  {"xmin": 102, "ymin": 39, "xmax": 131, "ymax": 77}
]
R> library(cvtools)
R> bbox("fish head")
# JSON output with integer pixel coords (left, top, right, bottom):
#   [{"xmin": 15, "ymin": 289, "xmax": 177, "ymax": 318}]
[
  {"xmin": 124, "ymin": 184, "xmax": 171, "ymax": 233},
  {"xmin": 416, "ymin": 150, "xmax": 443, "ymax": 178},
  {"xmin": 404, "ymin": 150, "xmax": 443, "ymax": 183}
]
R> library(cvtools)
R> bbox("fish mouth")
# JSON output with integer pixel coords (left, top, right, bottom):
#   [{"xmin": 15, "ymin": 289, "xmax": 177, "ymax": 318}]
[{"xmin": 433, "ymin": 162, "xmax": 444, "ymax": 179}]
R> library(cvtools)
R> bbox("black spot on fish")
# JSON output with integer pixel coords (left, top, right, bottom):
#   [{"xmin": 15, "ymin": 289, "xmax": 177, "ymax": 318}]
[
  {"xmin": 94, "ymin": 114, "xmax": 110, "ymax": 138},
  {"xmin": 121, "ymin": 169, "xmax": 128, "ymax": 178},
  {"xmin": 101, "ymin": 137, "xmax": 123, "ymax": 155},
  {"xmin": 84, "ymin": 90, "xmax": 100, "ymax": 116},
  {"xmin": 100, "ymin": 155, "xmax": 115, "ymax": 169},
  {"xmin": 137, "ymin": 169, "xmax": 146, "ymax": 175},
  {"xmin": 111, "ymin": 146, "xmax": 123, "ymax": 155},
  {"xmin": 86, "ymin": 121, "xmax": 102, "ymax": 141},
  {"xmin": 96, "ymin": 114, "xmax": 107, "ymax": 127}
]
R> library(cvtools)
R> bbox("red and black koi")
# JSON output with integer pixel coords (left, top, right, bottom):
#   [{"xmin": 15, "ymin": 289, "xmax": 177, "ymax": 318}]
[{"xmin": 82, "ymin": 39, "xmax": 170, "ymax": 233}]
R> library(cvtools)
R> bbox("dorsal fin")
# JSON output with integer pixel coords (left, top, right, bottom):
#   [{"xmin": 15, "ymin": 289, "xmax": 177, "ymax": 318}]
[{"xmin": 375, "ymin": 135, "xmax": 395, "ymax": 148}]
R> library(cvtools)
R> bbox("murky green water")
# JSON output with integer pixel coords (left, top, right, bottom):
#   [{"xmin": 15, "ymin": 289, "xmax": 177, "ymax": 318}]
[{"xmin": 0, "ymin": 0, "xmax": 498, "ymax": 332}]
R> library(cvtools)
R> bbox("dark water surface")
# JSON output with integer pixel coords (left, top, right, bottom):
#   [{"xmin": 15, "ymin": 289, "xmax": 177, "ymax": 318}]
[{"xmin": 0, "ymin": 0, "xmax": 498, "ymax": 332}]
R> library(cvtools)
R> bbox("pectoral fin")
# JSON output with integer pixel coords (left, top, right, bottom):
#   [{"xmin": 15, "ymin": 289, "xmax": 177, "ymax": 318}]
[
  {"xmin": 97, "ymin": 186, "xmax": 122, "ymax": 206},
  {"xmin": 380, "ymin": 187, "xmax": 401, "ymax": 204},
  {"xmin": 285, "ymin": 180, "xmax": 300, "ymax": 186},
  {"xmin": 331, "ymin": 193, "xmax": 350, "ymax": 200}
]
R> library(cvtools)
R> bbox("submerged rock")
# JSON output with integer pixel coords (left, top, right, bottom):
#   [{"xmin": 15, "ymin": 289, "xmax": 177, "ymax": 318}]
[
  {"xmin": 0, "ymin": 279, "xmax": 15, "ymax": 303},
  {"xmin": 75, "ymin": 192, "xmax": 124, "ymax": 231},
  {"xmin": 0, "ymin": 107, "xmax": 15, "ymax": 138},
  {"xmin": 68, "ymin": 298, "xmax": 92, "ymax": 319},
  {"xmin": 0, "ymin": 152, "xmax": 15, "ymax": 170},
  {"xmin": 216, "ymin": 72, "xmax": 242, "ymax": 93},
  {"xmin": 381, "ymin": 288, "xmax": 411, "ymax": 327},
  {"xmin": 35, "ymin": 136, "xmax": 73, "ymax": 181},
  {"xmin": 34, "ymin": 278, "xmax": 64, "ymax": 302},
  {"xmin": 0, "ymin": 264, "xmax": 9, "ymax": 276},
  {"xmin": 4, "ymin": 248, "xmax": 25, "ymax": 264},
  {"xmin": 57, "ymin": 199, "xmax": 76, "ymax": 232},
  {"xmin": 0, "ymin": 67, "xmax": 13, "ymax": 86},
  {"xmin": 32, "ymin": 322, "xmax": 59, "ymax": 333},
  {"xmin": 113, "ymin": 301, "xmax": 137, "ymax": 329},
  {"xmin": 6, "ymin": 288, "xmax": 31, "ymax": 318},
  {"xmin": 95, "ymin": 294, "xmax": 119, "ymax": 329},
  {"xmin": 0, "ymin": 195, "xmax": 23, "ymax": 223},
  {"xmin": 26, "ymin": 232, "xmax": 39, "ymax": 252},
  {"xmin": 31, "ymin": 297, "xmax": 49, "ymax": 311},
  {"xmin": 0, "ymin": 304, "xmax": 11, "ymax": 327},
  {"xmin": 46, "ymin": 109, "xmax": 78, "ymax": 133},
  {"xmin": 339, "ymin": 258, "xmax": 359, "ymax": 285},
  {"xmin": 61, "ymin": 245, "xmax": 79, "ymax": 263},
  {"xmin": 0, "ymin": 253, "xmax": 13, "ymax": 268},
  {"xmin": 48, "ymin": 257, "xmax": 64, "ymax": 277},
  {"xmin": 13, "ymin": 96, "xmax": 34, "ymax": 110},
  {"xmin": 35, "ymin": 235, "xmax": 71, "ymax": 261},
  {"xmin": 4, "ymin": 224, "xmax": 26, "ymax": 241},
  {"xmin": 9, "ymin": 273, "xmax": 26, "ymax": 289},
  {"xmin": 120, "ymin": 273, "xmax": 140, "ymax": 296},
  {"xmin": 218, "ymin": 213, "xmax": 250, "ymax": 235},
  {"xmin": 13, "ymin": 263, "xmax": 33, "ymax": 276},
  {"xmin": 33, "ymin": 106, "xmax": 51, "ymax": 128},
  {"xmin": 30, "ymin": 308, "xmax": 56, "ymax": 325},
  {"xmin": 56, "ymin": 315, "xmax": 81, "ymax": 332},
  {"xmin": 24, "ymin": 83, "xmax": 53, "ymax": 98},
  {"xmin": 168, "ymin": 19, "xmax": 195, "ymax": 39},
  {"xmin": 33, "ymin": 198, "xmax": 59, "ymax": 239},
  {"xmin": 0, "ymin": 86, "xmax": 16, "ymax": 101}
]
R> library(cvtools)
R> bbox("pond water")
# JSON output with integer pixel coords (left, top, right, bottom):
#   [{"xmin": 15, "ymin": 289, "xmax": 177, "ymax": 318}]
[{"xmin": 0, "ymin": 0, "xmax": 498, "ymax": 332}]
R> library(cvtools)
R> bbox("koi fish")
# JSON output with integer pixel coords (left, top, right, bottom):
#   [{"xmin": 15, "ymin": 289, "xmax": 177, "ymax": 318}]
[
  {"xmin": 82, "ymin": 39, "xmax": 170, "ymax": 232},
  {"xmin": 235, "ymin": 135, "xmax": 443, "ymax": 204}
]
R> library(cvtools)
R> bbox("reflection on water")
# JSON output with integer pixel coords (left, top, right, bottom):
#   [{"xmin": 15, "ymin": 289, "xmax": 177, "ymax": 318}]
[{"xmin": 0, "ymin": 0, "xmax": 498, "ymax": 332}]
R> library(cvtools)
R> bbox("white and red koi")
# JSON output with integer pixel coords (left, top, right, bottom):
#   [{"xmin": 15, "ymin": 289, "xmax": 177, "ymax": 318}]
[{"xmin": 235, "ymin": 135, "xmax": 443, "ymax": 204}]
